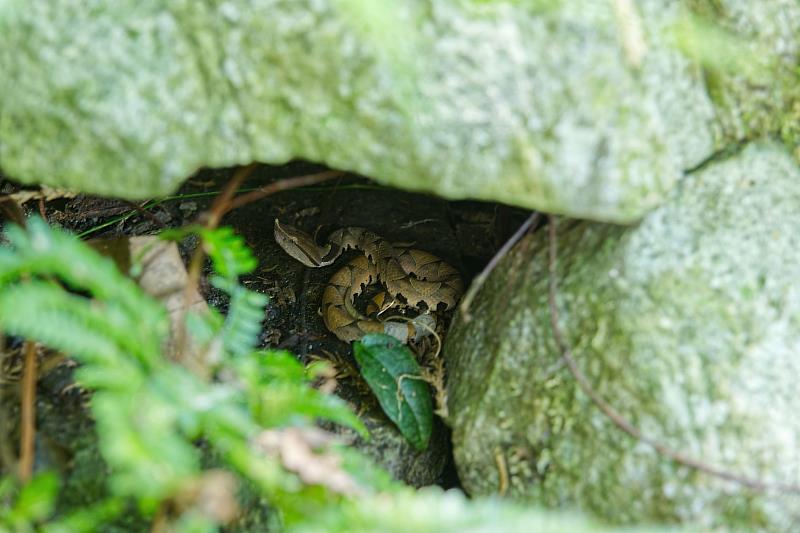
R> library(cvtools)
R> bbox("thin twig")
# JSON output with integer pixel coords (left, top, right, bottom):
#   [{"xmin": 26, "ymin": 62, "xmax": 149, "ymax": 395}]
[
  {"xmin": 123, "ymin": 200, "xmax": 167, "ymax": 229},
  {"xmin": 459, "ymin": 212, "xmax": 539, "ymax": 322},
  {"xmin": 494, "ymin": 447, "xmax": 509, "ymax": 496},
  {"xmin": 225, "ymin": 170, "xmax": 344, "ymax": 213},
  {"xmin": 18, "ymin": 341, "xmax": 37, "ymax": 483},
  {"xmin": 203, "ymin": 163, "xmax": 258, "ymax": 228},
  {"xmin": 546, "ymin": 215, "xmax": 800, "ymax": 494}
]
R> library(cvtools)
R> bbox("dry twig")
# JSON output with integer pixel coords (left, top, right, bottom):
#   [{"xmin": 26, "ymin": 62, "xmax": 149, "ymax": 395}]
[
  {"xmin": 459, "ymin": 212, "xmax": 539, "ymax": 322},
  {"xmin": 18, "ymin": 341, "xmax": 37, "ymax": 482}
]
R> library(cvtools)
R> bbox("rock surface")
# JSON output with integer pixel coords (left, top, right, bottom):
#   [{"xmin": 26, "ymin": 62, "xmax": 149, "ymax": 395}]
[
  {"xmin": 0, "ymin": 0, "xmax": 729, "ymax": 222},
  {"xmin": 445, "ymin": 143, "xmax": 800, "ymax": 529},
  {"xmin": 692, "ymin": 0, "xmax": 800, "ymax": 154}
]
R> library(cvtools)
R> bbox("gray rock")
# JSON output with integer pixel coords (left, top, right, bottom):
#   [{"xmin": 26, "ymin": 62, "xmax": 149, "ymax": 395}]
[
  {"xmin": 445, "ymin": 143, "xmax": 800, "ymax": 529},
  {"xmin": 689, "ymin": 0, "xmax": 800, "ymax": 153},
  {"xmin": 333, "ymin": 409, "xmax": 449, "ymax": 488},
  {"xmin": 0, "ymin": 0, "xmax": 720, "ymax": 222}
]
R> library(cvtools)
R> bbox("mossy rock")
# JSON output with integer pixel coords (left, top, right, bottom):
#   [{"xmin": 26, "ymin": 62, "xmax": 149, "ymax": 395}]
[
  {"xmin": 684, "ymin": 0, "xmax": 800, "ymax": 156},
  {"xmin": 445, "ymin": 143, "xmax": 800, "ymax": 529},
  {"xmin": 0, "ymin": 0, "xmax": 722, "ymax": 222}
]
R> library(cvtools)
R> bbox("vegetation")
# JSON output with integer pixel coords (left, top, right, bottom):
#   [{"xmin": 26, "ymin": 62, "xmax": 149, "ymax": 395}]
[{"xmin": 0, "ymin": 218, "xmax": 370, "ymax": 530}]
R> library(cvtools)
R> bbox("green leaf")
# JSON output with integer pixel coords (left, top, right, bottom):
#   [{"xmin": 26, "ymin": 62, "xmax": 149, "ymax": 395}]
[
  {"xmin": 201, "ymin": 227, "xmax": 258, "ymax": 278},
  {"xmin": 6, "ymin": 472, "xmax": 59, "ymax": 525},
  {"xmin": 158, "ymin": 225, "xmax": 204, "ymax": 243},
  {"xmin": 42, "ymin": 499, "xmax": 123, "ymax": 533},
  {"xmin": 234, "ymin": 352, "xmax": 368, "ymax": 437},
  {"xmin": 353, "ymin": 334, "xmax": 432, "ymax": 450}
]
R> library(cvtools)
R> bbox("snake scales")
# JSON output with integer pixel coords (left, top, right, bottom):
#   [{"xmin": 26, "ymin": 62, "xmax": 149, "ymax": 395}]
[{"xmin": 274, "ymin": 219, "xmax": 463, "ymax": 342}]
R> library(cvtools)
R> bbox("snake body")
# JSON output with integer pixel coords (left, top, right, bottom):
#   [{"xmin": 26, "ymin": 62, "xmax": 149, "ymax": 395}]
[{"xmin": 274, "ymin": 220, "xmax": 463, "ymax": 342}]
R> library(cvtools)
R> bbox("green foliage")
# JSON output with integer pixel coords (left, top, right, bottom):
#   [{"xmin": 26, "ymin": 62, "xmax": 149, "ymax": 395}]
[
  {"xmin": 293, "ymin": 486, "xmax": 617, "ymax": 533},
  {"xmin": 0, "ymin": 218, "xmax": 368, "ymax": 530},
  {"xmin": 234, "ymin": 352, "xmax": 366, "ymax": 435},
  {"xmin": 353, "ymin": 334, "xmax": 433, "ymax": 450},
  {"xmin": 0, "ymin": 473, "xmax": 121, "ymax": 533},
  {"xmin": 211, "ymin": 275, "xmax": 268, "ymax": 357},
  {"xmin": 199, "ymin": 226, "xmax": 258, "ymax": 279},
  {"xmin": 163, "ymin": 225, "xmax": 266, "ymax": 357},
  {"xmin": 0, "ymin": 472, "xmax": 58, "ymax": 531}
]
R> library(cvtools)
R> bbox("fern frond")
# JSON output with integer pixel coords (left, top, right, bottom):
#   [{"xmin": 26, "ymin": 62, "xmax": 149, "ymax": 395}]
[
  {"xmin": 0, "ymin": 281, "xmax": 165, "ymax": 374},
  {"xmin": 211, "ymin": 275, "xmax": 268, "ymax": 358},
  {"xmin": 233, "ymin": 352, "xmax": 367, "ymax": 436},
  {"xmin": 1, "ymin": 219, "xmax": 164, "ymax": 322},
  {"xmin": 201, "ymin": 226, "xmax": 258, "ymax": 278}
]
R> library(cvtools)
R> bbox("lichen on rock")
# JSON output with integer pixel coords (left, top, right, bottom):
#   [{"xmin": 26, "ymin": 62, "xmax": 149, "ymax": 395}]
[
  {"xmin": 0, "ymin": 0, "xmax": 721, "ymax": 222},
  {"xmin": 680, "ymin": 0, "xmax": 800, "ymax": 155},
  {"xmin": 445, "ymin": 143, "xmax": 800, "ymax": 529}
]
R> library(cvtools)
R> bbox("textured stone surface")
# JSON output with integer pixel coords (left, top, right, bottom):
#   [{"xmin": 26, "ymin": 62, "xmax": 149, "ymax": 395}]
[
  {"xmin": 686, "ymin": 0, "xmax": 800, "ymax": 154},
  {"xmin": 445, "ymin": 143, "xmax": 800, "ymax": 529},
  {"xmin": 0, "ymin": 0, "xmax": 721, "ymax": 222}
]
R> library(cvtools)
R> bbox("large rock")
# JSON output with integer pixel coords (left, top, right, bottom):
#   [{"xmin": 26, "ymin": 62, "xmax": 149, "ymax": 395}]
[
  {"xmin": 0, "ymin": 0, "xmax": 725, "ymax": 222},
  {"xmin": 445, "ymin": 143, "xmax": 800, "ymax": 529},
  {"xmin": 692, "ymin": 1, "xmax": 800, "ymax": 154}
]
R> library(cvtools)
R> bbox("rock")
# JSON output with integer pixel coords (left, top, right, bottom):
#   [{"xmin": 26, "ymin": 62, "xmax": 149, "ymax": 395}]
[
  {"xmin": 688, "ymin": 1, "xmax": 800, "ymax": 154},
  {"xmin": 0, "ymin": 0, "xmax": 725, "ymax": 222},
  {"xmin": 445, "ymin": 143, "xmax": 800, "ymax": 529},
  {"xmin": 333, "ymin": 408, "xmax": 450, "ymax": 488}
]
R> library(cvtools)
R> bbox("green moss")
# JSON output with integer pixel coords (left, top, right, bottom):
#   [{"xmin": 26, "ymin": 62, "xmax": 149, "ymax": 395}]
[
  {"xmin": 682, "ymin": 0, "xmax": 800, "ymax": 153},
  {"xmin": 445, "ymin": 143, "xmax": 800, "ymax": 529},
  {"xmin": 0, "ymin": 0, "xmax": 720, "ymax": 223}
]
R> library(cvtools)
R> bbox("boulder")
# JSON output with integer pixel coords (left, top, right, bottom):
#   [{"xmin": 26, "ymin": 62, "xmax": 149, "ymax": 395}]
[
  {"xmin": 445, "ymin": 143, "xmax": 800, "ymax": 529},
  {"xmin": 0, "ymin": 0, "xmax": 725, "ymax": 222}
]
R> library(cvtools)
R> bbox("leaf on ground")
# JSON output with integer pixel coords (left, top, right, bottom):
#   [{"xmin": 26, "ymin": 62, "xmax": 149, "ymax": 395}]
[
  {"xmin": 255, "ymin": 427, "xmax": 362, "ymax": 496},
  {"xmin": 353, "ymin": 334, "xmax": 433, "ymax": 450}
]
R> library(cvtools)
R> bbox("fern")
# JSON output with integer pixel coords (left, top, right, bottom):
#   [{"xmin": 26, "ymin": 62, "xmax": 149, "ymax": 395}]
[
  {"xmin": 162, "ymin": 225, "xmax": 267, "ymax": 360},
  {"xmin": 0, "ymin": 220, "xmax": 167, "ymax": 336},
  {"xmin": 200, "ymin": 226, "xmax": 258, "ymax": 278},
  {"xmin": 0, "ymin": 219, "xmax": 167, "ymax": 369},
  {"xmin": 234, "ymin": 351, "xmax": 366, "ymax": 436},
  {"xmin": 211, "ymin": 275, "xmax": 268, "ymax": 358},
  {"xmin": 0, "ymin": 218, "xmax": 368, "ymax": 530}
]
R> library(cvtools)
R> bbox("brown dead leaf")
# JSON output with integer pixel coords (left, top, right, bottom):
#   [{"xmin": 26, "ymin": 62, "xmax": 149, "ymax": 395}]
[
  {"xmin": 175, "ymin": 469, "xmax": 239, "ymax": 525},
  {"xmin": 0, "ymin": 186, "xmax": 78, "ymax": 205},
  {"xmin": 254, "ymin": 427, "xmax": 363, "ymax": 496},
  {"xmin": 89, "ymin": 236, "xmax": 211, "ymax": 368}
]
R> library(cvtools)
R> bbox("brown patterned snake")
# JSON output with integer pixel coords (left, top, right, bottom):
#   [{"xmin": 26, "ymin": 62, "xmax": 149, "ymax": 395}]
[{"xmin": 274, "ymin": 219, "xmax": 463, "ymax": 343}]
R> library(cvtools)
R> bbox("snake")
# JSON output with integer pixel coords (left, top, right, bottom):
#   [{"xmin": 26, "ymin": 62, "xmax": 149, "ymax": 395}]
[{"xmin": 274, "ymin": 219, "xmax": 463, "ymax": 343}]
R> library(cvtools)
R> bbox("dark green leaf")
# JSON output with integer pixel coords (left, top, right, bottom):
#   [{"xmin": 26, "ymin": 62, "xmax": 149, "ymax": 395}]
[{"xmin": 353, "ymin": 334, "xmax": 432, "ymax": 450}]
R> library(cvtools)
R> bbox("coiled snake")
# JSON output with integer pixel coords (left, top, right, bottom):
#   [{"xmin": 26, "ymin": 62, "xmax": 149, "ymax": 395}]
[{"xmin": 274, "ymin": 219, "xmax": 463, "ymax": 343}]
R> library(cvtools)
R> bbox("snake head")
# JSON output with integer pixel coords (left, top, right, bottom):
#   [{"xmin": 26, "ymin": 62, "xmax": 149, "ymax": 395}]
[{"xmin": 274, "ymin": 219, "xmax": 337, "ymax": 267}]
